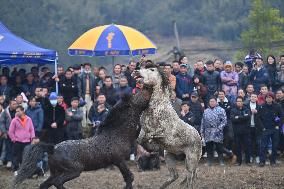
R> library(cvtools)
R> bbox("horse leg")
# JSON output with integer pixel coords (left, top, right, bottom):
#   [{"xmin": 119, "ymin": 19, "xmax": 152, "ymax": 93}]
[
  {"xmin": 52, "ymin": 171, "xmax": 81, "ymax": 189},
  {"xmin": 39, "ymin": 175, "xmax": 56, "ymax": 189},
  {"xmin": 180, "ymin": 148, "xmax": 200, "ymax": 189},
  {"xmin": 115, "ymin": 161, "xmax": 134, "ymax": 189},
  {"xmin": 160, "ymin": 151, "xmax": 178, "ymax": 189}
]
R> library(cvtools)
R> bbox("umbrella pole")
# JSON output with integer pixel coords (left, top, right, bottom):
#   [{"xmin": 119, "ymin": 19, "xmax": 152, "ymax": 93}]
[
  {"xmin": 112, "ymin": 56, "xmax": 114, "ymax": 67},
  {"xmin": 55, "ymin": 54, "xmax": 59, "ymax": 94}
]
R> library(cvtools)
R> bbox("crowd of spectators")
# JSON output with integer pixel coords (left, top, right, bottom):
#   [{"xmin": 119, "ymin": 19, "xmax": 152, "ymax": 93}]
[{"xmin": 1, "ymin": 52, "xmax": 284, "ymax": 176}]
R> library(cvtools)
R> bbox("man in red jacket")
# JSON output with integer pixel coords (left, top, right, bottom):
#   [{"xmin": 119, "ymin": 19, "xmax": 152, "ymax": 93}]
[{"xmin": 8, "ymin": 106, "xmax": 36, "ymax": 175}]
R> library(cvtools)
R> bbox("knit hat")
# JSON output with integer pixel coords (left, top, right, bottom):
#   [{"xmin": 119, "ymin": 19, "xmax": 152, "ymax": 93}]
[
  {"xmin": 49, "ymin": 92, "xmax": 57, "ymax": 100},
  {"xmin": 266, "ymin": 91, "xmax": 275, "ymax": 99}
]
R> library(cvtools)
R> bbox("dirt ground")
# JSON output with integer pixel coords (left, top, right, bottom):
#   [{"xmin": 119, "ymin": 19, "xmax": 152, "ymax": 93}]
[{"xmin": 1, "ymin": 158, "xmax": 284, "ymax": 189}]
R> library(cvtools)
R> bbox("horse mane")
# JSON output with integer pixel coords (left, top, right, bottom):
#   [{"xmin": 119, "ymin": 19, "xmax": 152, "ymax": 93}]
[
  {"xmin": 145, "ymin": 63, "xmax": 170, "ymax": 92},
  {"xmin": 97, "ymin": 94, "xmax": 132, "ymax": 131}
]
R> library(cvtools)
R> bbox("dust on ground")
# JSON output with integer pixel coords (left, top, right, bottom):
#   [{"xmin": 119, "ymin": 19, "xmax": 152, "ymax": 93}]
[{"xmin": 1, "ymin": 158, "xmax": 284, "ymax": 189}]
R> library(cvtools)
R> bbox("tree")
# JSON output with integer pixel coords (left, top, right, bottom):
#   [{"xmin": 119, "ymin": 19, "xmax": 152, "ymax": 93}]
[{"xmin": 240, "ymin": 0, "xmax": 284, "ymax": 55}]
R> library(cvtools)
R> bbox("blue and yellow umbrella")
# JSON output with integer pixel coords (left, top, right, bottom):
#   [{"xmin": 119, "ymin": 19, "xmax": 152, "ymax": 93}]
[{"xmin": 68, "ymin": 24, "xmax": 157, "ymax": 57}]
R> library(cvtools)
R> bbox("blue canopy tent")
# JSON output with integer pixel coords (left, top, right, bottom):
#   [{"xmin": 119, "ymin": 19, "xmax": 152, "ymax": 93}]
[{"xmin": 0, "ymin": 22, "xmax": 59, "ymax": 92}]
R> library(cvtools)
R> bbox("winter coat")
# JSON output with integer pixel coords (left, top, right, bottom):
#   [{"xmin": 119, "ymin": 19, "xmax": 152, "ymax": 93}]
[
  {"xmin": 88, "ymin": 102, "xmax": 110, "ymax": 123},
  {"xmin": 65, "ymin": 108, "xmax": 83, "ymax": 140},
  {"xmin": 100, "ymin": 85, "xmax": 117, "ymax": 106},
  {"xmin": 275, "ymin": 71, "xmax": 284, "ymax": 91},
  {"xmin": 0, "ymin": 109, "xmax": 10, "ymax": 134},
  {"xmin": 265, "ymin": 64, "xmax": 277, "ymax": 90},
  {"xmin": 43, "ymin": 104, "xmax": 65, "ymax": 130},
  {"xmin": 25, "ymin": 104, "xmax": 44, "ymax": 133},
  {"xmin": 238, "ymin": 72, "xmax": 250, "ymax": 89},
  {"xmin": 4, "ymin": 107, "xmax": 16, "ymax": 131},
  {"xmin": 59, "ymin": 77, "xmax": 79, "ymax": 106},
  {"xmin": 249, "ymin": 67, "xmax": 269, "ymax": 93},
  {"xmin": 8, "ymin": 116, "xmax": 35, "ymax": 143},
  {"xmin": 0, "ymin": 85, "xmax": 11, "ymax": 100},
  {"xmin": 202, "ymin": 71, "xmax": 221, "ymax": 94},
  {"xmin": 258, "ymin": 103, "xmax": 283, "ymax": 130},
  {"xmin": 179, "ymin": 111, "xmax": 195, "ymax": 126},
  {"xmin": 22, "ymin": 82, "xmax": 37, "ymax": 97},
  {"xmin": 217, "ymin": 97, "xmax": 231, "ymax": 119},
  {"xmin": 175, "ymin": 73, "xmax": 193, "ymax": 99},
  {"xmin": 220, "ymin": 71, "xmax": 238, "ymax": 97},
  {"xmin": 230, "ymin": 106, "xmax": 251, "ymax": 135},
  {"xmin": 200, "ymin": 106, "xmax": 227, "ymax": 143},
  {"xmin": 79, "ymin": 72, "xmax": 96, "ymax": 100},
  {"xmin": 188, "ymin": 100, "xmax": 204, "ymax": 126}
]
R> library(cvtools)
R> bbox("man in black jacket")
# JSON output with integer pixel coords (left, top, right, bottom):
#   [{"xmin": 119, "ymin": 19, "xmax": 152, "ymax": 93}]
[
  {"xmin": 188, "ymin": 91, "xmax": 204, "ymax": 132},
  {"xmin": 258, "ymin": 92, "xmax": 283, "ymax": 166},
  {"xmin": 231, "ymin": 96, "xmax": 251, "ymax": 165},
  {"xmin": 203, "ymin": 60, "xmax": 221, "ymax": 104}
]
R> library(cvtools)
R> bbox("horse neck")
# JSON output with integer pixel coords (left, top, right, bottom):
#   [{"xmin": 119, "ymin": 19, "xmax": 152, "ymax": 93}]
[{"xmin": 150, "ymin": 84, "xmax": 170, "ymax": 104}]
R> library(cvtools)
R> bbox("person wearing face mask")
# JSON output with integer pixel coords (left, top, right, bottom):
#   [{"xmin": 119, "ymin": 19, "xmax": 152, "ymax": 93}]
[{"xmin": 41, "ymin": 92, "xmax": 65, "ymax": 144}]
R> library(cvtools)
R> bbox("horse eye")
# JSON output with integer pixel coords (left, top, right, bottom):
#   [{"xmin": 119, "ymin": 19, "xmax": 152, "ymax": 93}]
[{"xmin": 150, "ymin": 68, "xmax": 154, "ymax": 71}]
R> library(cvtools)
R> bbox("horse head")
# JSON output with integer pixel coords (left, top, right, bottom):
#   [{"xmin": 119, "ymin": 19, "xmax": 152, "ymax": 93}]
[{"xmin": 138, "ymin": 63, "xmax": 169, "ymax": 92}]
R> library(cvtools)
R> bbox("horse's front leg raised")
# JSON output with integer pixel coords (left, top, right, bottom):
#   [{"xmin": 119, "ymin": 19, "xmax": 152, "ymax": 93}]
[
  {"xmin": 160, "ymin": 151, "xmax": 178, "ymax": 189},
  {"xmin": 115, "ymin": 160, "xmax": 134, "ymax": 189}
]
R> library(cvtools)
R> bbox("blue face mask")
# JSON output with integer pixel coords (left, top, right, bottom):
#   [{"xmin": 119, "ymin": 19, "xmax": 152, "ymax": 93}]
[{"xmin": 50, "ymin": 100, "xmax": 57, "ymax": 106}]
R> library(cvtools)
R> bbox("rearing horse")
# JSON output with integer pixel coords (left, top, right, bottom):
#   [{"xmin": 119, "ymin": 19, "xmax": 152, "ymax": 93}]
[{"xmin": 138, "ymin": 63, "xmax": 202, "ymax": 189}]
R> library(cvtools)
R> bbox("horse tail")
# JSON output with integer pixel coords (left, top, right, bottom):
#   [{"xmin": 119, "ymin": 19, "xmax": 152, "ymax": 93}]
[{"xmin": 13, "ymin": 142, "xmax": 55, "ymax": 186}]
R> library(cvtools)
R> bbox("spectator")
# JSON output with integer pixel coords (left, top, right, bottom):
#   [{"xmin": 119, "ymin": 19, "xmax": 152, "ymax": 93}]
[
  {"xmin": 245, "ymin": 93, "xmax": 261, "ymax": 163},
  {"xmin": 275, "ymin": 89, "xmax": 284, "ymax": 154},
  {"xmin": 257, "ymin": 85, "xmax": 268, "ymax": 105},
  {"xmin": 220, "ymin": 61, "xmax": 238, "ymax": 102},
  {"xmin": 217, "ymin": 90, "xmax": 233, "ymax": 152},
  {"xmin": 57, "ymin": 65, "xmax": 65, "ymax": 80},
  {"xmin": 175, "ymin": 64, "xmax": 193, "ymax": 101},
  {"xmin": 265, "ymin": 55, "xmax": 277, "ymax": 91},
  {"xmin": 192, "ymin": 75, "xmax": 207, "ymax": 101},
  {"xmin": 15, "ymin": 94, "xmax": 28, "ymax": 110},
  {"xmin": 171, "ymin": 60, "xmax": 180, "ymax": 76},
  {"xmin": 79, "ymin": 63, "xmax": 96, "ymax": 127},
  {"xmin": 10, "ymin": 74, "xmax": 24, "ymax": 99},
  {"xmin": 237, "ymin": 88, "xmax": 249, "ymax": 104},
  {"xmin": 115, "ymin": 76, "xmax": 132, "ymax": 101},
  {"xmin": 100, "ymin": 76, "xmax": 117, "ymax": 106},
  {"xmin": 258, "ymin": 92, "xmax": 283, "ymax": 166},
  {"xmin": 188, "ymin": 91, "xmax": 204, "ymax": 132},
  {"xmin": 0, "ymin": 75, "xmax": 11, "ymax": 101},
  {"xmin": 89, "ymin": 94, "xmax": 110, "ymax": 124},
  {"xmin": 213, "ymin": 59, "xmax": 223, "ymax": 72},
  {"xmin": 0, "ymin": 95, "xmax": 8, "ymax": 108},
  {"xmin": 0, "ymin": 103, "xmax": 10, "ymax": 166},
  {"xmin": 200, "ymin": 97, "xmax": 233, "ymax": 166},
  {"xmin": 92, "ymin": 66, "xmax": 99, "ymax": 80},
  {"xmin": 244, "ymin": 49, "xmax": 261, "ymax": 71},
  {"xmin": 56, "ymin": 94, "xmax": 68, "ymax": 111},
  {"xmin": 42, "ymin": 92, "xmax": 65, "ymax": 144},
  {"xmin": 246, "ymin": 84, "xmax": 255, "ymax": 100},
  {"xmin": 25, "ymin": 96, "xmax": 44, "ymax": 138},
  {"xmin": 277, "ymin": 55, "xmax": 284, "ymax": 71},
  {"xmin": 96, "ymin": 69, "xmax": 107, "ymax": 88},
  {"xmin": 179, "ymin": 101, "xmax": 195, "ymax": 126},
  {"xmin": 124, "ymin": 61, "xmax": 137, "ymax": 88},
  {"xmin": 2, "ymin": 67, "xmax": 10, "ymax": 80},
  {"xmin": 65, "ymin": 97, "xmax": 83, "ymax": 140},
  {"xmin": 203, "ymin": 60, "xmax": 221, "ymax": 103},
  {"xmin": 59, "ymin": 69, "xmax": 79, "ymax": 107},
  {"xmin": 3, "ymin": 100, "xmax": 17, "ymax": 168},
  {"xmin": 235, "ymin": 62, "xmax": 249, "ymax": 89},
  {"xmin": 230, "ymin": 96, "xmax": 251, "ymax": 165},
  {"xmin": 194, "ymin": 60, "xmax": 206, "ymax": 77},
  {"xmin": 22, "ymin": 73, "xmax": 37, "ymax": 98},
  {"xmin": 112, "ymin": 64, "xmax": 123, "ymax": 89},
  {"xmin": 179, "ymin": 55, "xmax": 194, "ymax": 76},
  {"xmin": 90, "ymin": 104, "xmax": 108, "ymax": 135},
  {"xmin": 164, "ymin": 64, "xmax": 176, "ymax": 90},
  {"xmin": 275, "ymin": 63, "xmax": 284, "ymax": 91},
  {"xmin": 8, "ymin": 106, "xmax": 36, "ymax": 175},
  {"xmin": 170, "ymin": 91, "xmax": 182, "ymax": 114},
  {"xmin": 249, "ymin": 57, "xmax": 269, "ymax": 94}
]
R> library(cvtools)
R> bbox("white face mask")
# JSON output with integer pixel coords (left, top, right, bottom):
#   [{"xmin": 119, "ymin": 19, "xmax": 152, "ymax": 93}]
[
  {"xmin": 50, "ymin": 100, "xmax": 57, "ymax": 106},
  {"xmin": 84, "ymin": 70, "xmax": 91, "ymax": 74}
]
